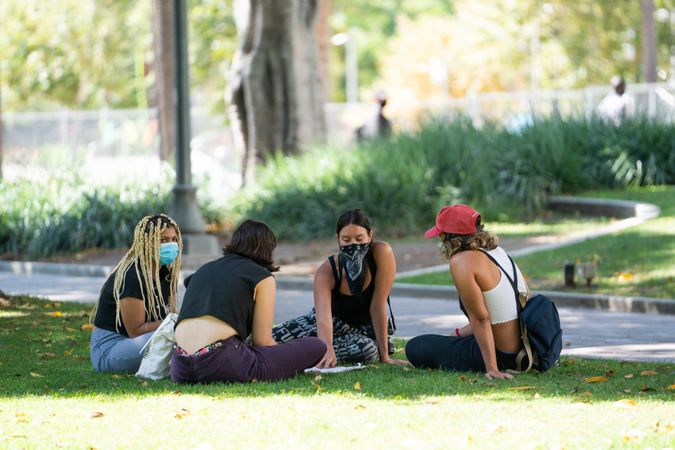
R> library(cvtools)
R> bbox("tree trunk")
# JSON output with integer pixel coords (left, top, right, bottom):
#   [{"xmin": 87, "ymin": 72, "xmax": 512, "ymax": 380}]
[
  {"xmin": 228, "ymin": 0, "xmax": 326, "ymax": 187},
  {"xmin": 153, "ymin": 0, "xmax": 176, "ymax": 162},
  {"xmin": 315, "ymin": 0, "xmax": 331, "ymax": 103},
  {"xmin": 0, "ymin": 81, "xmax": 3, "ymax": 180},
  {"xmin": 640, "ymin": 0, "xmax": 657, "ymax": 82}
]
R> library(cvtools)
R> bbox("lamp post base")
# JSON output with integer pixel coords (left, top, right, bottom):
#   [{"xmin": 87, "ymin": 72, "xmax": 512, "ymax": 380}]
[{"xmin": 170, "ymin": 184, "xmax": 219, "ymax": 255}]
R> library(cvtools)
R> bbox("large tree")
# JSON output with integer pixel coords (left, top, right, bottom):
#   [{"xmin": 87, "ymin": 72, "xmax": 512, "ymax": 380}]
[
  {"xmin": 152, "ymin": 0, "xmax": 176, "ymax": 162},
  {"xmin": 227, "ymin": 0, "xmax": 327, "ymax": 187}
]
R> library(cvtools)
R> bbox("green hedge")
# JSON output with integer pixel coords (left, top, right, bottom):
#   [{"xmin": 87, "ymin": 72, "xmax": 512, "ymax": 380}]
[
  {"xmin": 234, "ymin": 115, "xmax": 674, "ymax": 240},
  {"xmin": 0, "ymin": 177, "xmax": 220, "ymax": 259}
]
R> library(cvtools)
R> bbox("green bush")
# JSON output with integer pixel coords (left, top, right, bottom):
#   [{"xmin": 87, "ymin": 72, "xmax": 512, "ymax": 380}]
[
  {"xmin": 233, "ymin": 115, "xmax": 674, "ymax": 240},
  {"xmin": 0, "ymin": 176, "xmax": 222, "ymax": 259}
]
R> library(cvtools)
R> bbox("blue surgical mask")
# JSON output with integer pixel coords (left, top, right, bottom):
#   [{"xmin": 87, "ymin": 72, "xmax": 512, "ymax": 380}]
[{"xmin": 159, "ymin": 242, "xmax": 179, "ymax": 265}]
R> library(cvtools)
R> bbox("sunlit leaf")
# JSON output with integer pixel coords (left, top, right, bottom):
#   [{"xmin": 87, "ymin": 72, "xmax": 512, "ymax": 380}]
[
  {"xmin": 583, "ymin": 376, "xmax": 608, "ymax": 383},
  {"xmin": 667, "ymin": 384, "xmax": 675, "ymax": 390},
  {"xmin": 174, "ymin": 408, "xmax": 190, "ymax": 419},
  {"xmin": 353, "ymin": 382, "xmax": 362, "ymax": 391},
  {"xmin": 50, "ymin": 311, "xmax": 62, "ymax": 318},
  {"xmin": 624, "ymin": 374, "xmax": 634, "ymax": 379},
  {"xmin": 29, "ymin": 372, "xmax": 43, "ymax": 378},
  {"xmin": 613, "ymin": 399, "xmax": 638, "ymax": 409}
]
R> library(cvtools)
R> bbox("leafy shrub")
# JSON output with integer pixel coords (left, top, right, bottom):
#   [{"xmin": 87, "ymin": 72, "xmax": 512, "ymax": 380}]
[
  {"xmin": 233, "ymin": 115, "xmax": 673, "ymax": 239},
  {"xmin": 0, "ymin": 176, "xmax": 222, "ymax": 259}
]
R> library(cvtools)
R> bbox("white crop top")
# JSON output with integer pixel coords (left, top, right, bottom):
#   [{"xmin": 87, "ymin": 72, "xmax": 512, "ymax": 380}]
[{"xmin": 481, "ymin": 247, "xmax": 527, "ymax": 325}]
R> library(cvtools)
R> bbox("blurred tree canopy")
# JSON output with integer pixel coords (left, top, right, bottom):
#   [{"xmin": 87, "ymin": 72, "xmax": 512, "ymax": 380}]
[
  {"xmin": 0, "ymin": 0, "xmax": 235, "ymax": 112},
  {"xmin": 1, "ymin": 0, "xmax": 672, "ymax": 112}
]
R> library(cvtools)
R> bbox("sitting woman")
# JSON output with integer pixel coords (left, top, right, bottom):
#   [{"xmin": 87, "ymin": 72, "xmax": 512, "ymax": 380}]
[
  {"xmin": 406, "ymin": 204, "xmax": 529, "ymax": 380},
  {"xmin": 273, "ymin": 209, "xmax": 406, "ymax": 367},
  {"xmin": 171, "ymin": 220, "xmax": 326, "ymax": 384},
  {"xmin": 90, "ymin": 214, "xmax": 182, "ymax": 373}
]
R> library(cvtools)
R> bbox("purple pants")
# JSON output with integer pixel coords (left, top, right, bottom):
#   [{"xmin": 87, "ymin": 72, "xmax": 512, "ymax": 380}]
[{"xmin": 170, "ymin": 336, "xmax": 326, "ymax": 384}]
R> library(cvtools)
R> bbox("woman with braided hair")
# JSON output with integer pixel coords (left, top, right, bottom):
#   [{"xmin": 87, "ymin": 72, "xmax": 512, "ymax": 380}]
[{"xmin": 90, "ymin": 214, "xmax": 182, "ymax": 373}]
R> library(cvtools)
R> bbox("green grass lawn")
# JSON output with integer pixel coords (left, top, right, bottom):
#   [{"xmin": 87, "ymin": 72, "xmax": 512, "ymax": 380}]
[
  {"xmin": 399, "ymin": 186, "xmax": 675, "ymax": 299},
  {"xmin": 1, "ymin": 296, "xmax": 674, "ymax": 449}
]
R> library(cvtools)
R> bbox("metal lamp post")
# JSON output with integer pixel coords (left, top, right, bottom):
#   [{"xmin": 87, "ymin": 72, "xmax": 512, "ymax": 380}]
[{"xmin": 170, "ymin": 0, "xmax": 218, "ymax": 255}]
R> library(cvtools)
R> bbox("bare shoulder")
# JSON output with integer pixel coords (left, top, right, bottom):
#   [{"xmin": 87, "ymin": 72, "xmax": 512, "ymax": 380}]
[
  {"xmin": 449, "ymin": 250, "xmax": 484, "ymax": 273},
  {"xmin": 314, "ymin": 258, "xmax": 335, "ymax": 284},
  {"xmin": 371, "ymin": 241, "xmax": 394, "ymax": 258}
]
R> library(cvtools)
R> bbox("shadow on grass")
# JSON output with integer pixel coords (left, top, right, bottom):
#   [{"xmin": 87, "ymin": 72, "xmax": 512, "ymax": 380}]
[{"xmin": 1, "ymin": 296, "xmax": 673, "ymax": 402}]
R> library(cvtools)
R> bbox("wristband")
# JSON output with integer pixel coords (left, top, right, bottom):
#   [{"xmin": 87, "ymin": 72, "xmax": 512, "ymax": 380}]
[{"xmin": 454, "ymin": 328, "xmax": 461, "ymax": 337}]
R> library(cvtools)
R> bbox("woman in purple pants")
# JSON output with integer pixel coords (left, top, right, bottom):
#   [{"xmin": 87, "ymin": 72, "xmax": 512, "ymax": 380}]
[{"xmin": 170, "ymin": 220, "xmax": 326, "ymax": 384}]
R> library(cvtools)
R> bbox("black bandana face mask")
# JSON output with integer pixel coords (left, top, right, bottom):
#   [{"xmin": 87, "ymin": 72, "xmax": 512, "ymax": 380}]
[{"xmin": 339, "ymin": 242, "xmax": 371, "ymax": 294}]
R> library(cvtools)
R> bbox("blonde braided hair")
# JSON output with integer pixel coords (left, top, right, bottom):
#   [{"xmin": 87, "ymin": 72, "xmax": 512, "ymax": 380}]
[{"xmin": 91, "ymin": 214, "xmax": 182, "ymax": 331}]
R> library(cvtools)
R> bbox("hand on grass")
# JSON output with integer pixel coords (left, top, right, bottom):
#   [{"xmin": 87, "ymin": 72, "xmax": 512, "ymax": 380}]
[
  {"xmin": 315, "ymin": 347, "xmax": 337, "ymax": 368},
  {"xmin": 380, "ymin": 357, "xmax": 410, "ymax": 367},
  {"xmin": 485, "ymin": 370, "xmax": 513, "ymax": 380}
]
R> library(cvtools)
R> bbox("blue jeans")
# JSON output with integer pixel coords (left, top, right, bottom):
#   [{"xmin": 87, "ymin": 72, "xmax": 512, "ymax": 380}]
[{"xmin": 90, "ymin": 327, "xmax": 153, "ymax": 373}]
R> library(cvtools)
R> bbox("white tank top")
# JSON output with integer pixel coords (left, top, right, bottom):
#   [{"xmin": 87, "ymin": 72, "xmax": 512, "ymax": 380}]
[{"xmin": 481, "ymin": 247, "xmax": 527, "ymax": 324}]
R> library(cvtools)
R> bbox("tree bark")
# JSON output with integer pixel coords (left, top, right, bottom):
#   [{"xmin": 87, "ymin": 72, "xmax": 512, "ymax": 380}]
[
  {"xmin": 153, "ymin": 0, "xmax": 176, "ymax": 162},
  {"xmin": 640, "ymin": 0, "xmax": 657, "ymax": 82},
  {"xmin": 228, "ymin": 0, "xmax": 326, "ymax": 187}
]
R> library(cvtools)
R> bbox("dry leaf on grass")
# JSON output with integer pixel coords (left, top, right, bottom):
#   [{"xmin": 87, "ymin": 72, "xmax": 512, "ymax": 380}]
[
  {"xmin": 353, "ymin": 382, "xmax": 362, "ymax": 391},
  {"xmin": 640, "ymin": 370, "xmax": 657, "ymax": 376},
  {"xmin": 50, "ymin": 312, "xmax": 63, "ymax": 318},
  {"xmin": 174, "ymin": 408, "xmax": 190, "ymax": 419},
  {"xmin": 613, "ymin": 399, "xmax": 638, "ymax": 409},
  {"xmin": 583, "ymin": 376, "xmax": 608, "ymax": 383},
  {"xmin": 29, "ymin": 372, "xmax": 43, "ymax": 378},
  {"xmin": 624, "ymin": 374, "xmax": 634, "ymax": 379},
  {"xmin": 39, "ymin": 352, "xmax": 55, "ymax": 360}
]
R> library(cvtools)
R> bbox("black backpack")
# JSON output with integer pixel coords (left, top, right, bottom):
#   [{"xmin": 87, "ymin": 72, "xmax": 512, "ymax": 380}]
[{"xmin": 480, "ymin": 250, "xmax": 563, "ymax": 372}]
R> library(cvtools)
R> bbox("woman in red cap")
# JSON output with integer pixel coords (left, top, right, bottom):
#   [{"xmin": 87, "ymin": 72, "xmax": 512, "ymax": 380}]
[{"xmin": 405, "ymin": 204, "xmax": 529, "ymax": 379}]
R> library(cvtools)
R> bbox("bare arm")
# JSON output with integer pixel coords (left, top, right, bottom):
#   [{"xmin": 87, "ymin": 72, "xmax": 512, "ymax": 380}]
[
  {"xmin": 369, "ymin": 242, "xmax": 405, "ymax": 365},
  {"xmin": 314, "ymin": 260, "xmax": 337, "ymax": 367},
  {"xmin": 119, "ymin": 298, "xmax": 160, "ymax": 338},
  {"xmin": 251, "ymin": 276, "xmax": 277, "ymax": 347},
  {"xmin": 451, "ymin": 254, "xmax": 512, "ymax": 379}
]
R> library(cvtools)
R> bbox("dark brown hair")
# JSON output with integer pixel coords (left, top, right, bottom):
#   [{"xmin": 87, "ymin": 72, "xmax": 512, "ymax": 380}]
[
  {"xmin": 336, "ymin": 209, "xmax": 372, "ymax": 235},
  {"xmin": 224, "ymin": 219, "xmax": 279, "ymax": 272}
]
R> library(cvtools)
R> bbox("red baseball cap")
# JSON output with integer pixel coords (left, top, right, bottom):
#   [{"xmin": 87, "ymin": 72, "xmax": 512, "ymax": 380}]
[{"xmin": 424, "ymin": 204, "xmax": 481, "ymax": 239}]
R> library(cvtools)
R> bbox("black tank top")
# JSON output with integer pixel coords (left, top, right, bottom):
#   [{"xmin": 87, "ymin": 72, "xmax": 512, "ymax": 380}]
[
  {"xmin": 177, "ymin": 253, "xmax": 272, "ymax": 338},
  {"xmin": 328, "ymin": 251, "xmax": 396, "ymax": 329}
]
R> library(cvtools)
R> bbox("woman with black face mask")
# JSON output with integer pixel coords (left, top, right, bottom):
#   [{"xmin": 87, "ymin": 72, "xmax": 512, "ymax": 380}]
[{"xmin": 272, "ymin": 209, "xmax": 407, "ymax": 367}]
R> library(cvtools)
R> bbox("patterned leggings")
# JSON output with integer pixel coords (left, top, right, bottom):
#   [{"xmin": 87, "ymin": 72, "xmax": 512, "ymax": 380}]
[{"xmin": 272, "ymin": 310, "xmax": 394, "ymax": 364}]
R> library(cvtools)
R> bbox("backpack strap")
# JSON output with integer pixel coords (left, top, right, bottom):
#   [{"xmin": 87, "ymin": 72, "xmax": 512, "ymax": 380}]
[{"xmin": 478, "ymin": 249, "xmax": 534, "ymax": 372}]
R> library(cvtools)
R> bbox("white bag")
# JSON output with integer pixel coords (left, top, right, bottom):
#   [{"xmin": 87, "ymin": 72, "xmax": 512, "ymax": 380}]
[{"xmin": 136, "ymin": 313, "xmax": 177, "ymax": 380}]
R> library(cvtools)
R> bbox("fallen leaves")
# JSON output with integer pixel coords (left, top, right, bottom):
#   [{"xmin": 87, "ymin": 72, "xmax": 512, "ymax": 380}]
[
  {"xmin": 640, "ymin": 370, "xmax": 657, "ymax": 376},
  {"xmin": 29, "ymin": 372, "xmax": 44, "ymax": 378},
  {"xmin": 353, "ymin": 382, "xmax": 362, "ymax": 391},
  {"xmin": 174, "ymin": 408, "xmax": 190, "ymax": 419},
  {"xmin": 613, "ymin": 399, "xmax": 638, "ymax": 409},
  {"xmin": 39, "ymin": 352, "xmax": 55, "ymax": 360},
  {"xmin": 50, "ymin": 311, "xmax": 63, "ymax": 318},
  {"xmin": 624, "ymin": 374, "xmax": 634, "ymax": 379},
  {"xmin": 89, "ymin": 411, "xmax": 104, "ymax": 419},
  {"xmin": 583, "ymin": 376, "xmax": 608, "ymax": 383},
  {"xmin": 616, "ymin": 272, "xmax": 634, "ymax": 282},
  {"xmin": 668, "ymin": 384, "xmax": 675, "ymax": 390}
]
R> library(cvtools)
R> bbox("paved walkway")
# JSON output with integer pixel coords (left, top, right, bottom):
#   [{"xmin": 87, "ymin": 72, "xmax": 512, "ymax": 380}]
[{"xmin": 2, "ymin": 272, "xmax": 674, "ymax": 363}]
